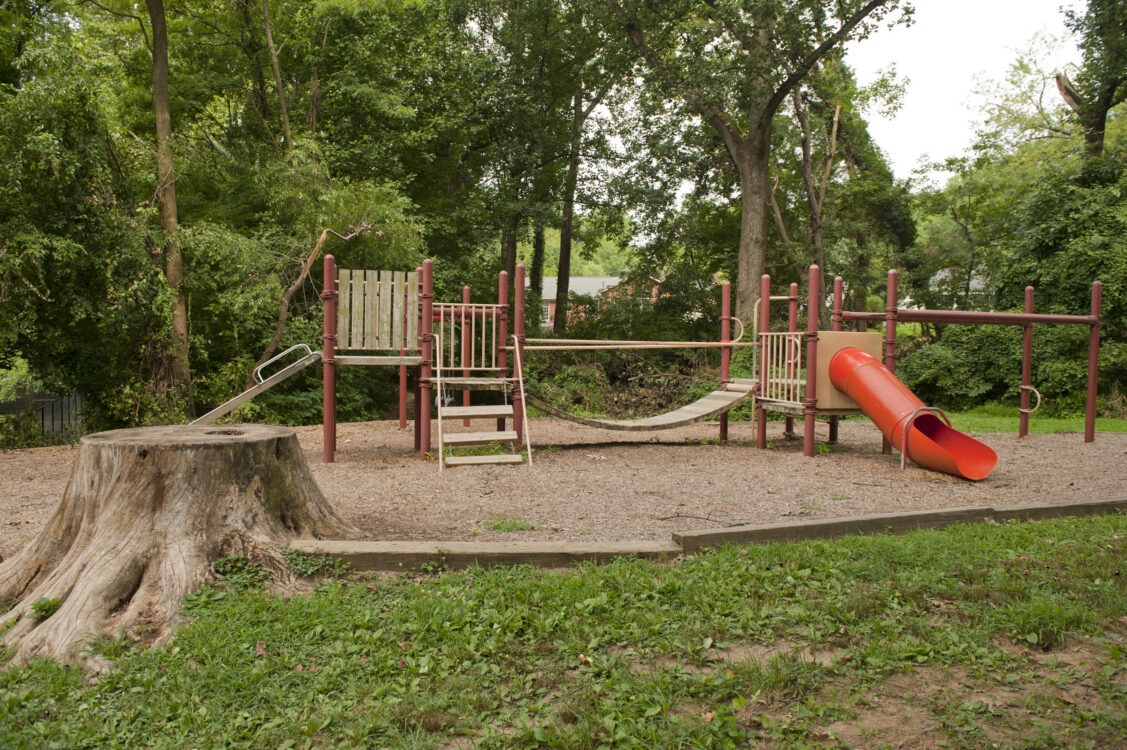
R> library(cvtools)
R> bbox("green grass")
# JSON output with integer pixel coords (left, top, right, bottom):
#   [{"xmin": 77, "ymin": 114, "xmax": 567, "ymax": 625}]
[
  {"xmin": 2, "ymin": 515, "xmax": 1127, "ymax": 748},
  {"xmin": 945, "ymin": 403, "xmax": 1127, "ymax": 435}
]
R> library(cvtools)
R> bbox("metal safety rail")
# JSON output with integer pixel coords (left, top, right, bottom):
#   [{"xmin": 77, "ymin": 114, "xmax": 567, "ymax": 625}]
[
  {"xmin": 756, "ymin": 331, "xmax": 804, "ymax": 406},
  {"xmin": 191, "ymin": 344, "xmax": 322, "ymax": 425}
]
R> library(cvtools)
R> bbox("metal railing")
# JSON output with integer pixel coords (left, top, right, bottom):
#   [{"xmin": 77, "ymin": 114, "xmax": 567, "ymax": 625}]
[
  {"xmin": 434, "ymin": 302, "xmax": 504, "ymax": 373},
  {"xmin": 757, "ymin": 331, "xmax": 804, "ymax": 405}
]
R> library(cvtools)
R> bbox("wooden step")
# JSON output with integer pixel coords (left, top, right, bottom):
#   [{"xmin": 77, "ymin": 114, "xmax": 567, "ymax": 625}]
[
  {"xmin": 444, "ymin": 454, "xmax": 524, "ymax": 466},
  {"xmin": 442, "ymin": 404, "xmax": 514, "ymax": 419},
  {"xmin": 438, "ymin": 377, "xmax": 513, "ymax": 391},
  {"xmin": 443, "ymin": 430, "xmax": 518, "ymax": 446}
]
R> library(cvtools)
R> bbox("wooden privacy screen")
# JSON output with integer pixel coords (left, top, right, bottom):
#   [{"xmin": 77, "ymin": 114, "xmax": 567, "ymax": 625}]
[{"xmin": 336, "ymin": 269, "xmax": 419, "ymax": 351}]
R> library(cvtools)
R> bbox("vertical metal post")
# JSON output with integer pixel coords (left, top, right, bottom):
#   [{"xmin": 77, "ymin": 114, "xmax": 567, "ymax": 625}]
[
  {"xmin": 756, "ymin": 274, "xmax": 771, "ymax": 449},
  {"xmin": 829, "ymin": 276, "xmax": 843, "ymax": 444},
  {"xmin": 785, "ymin": 282, "xmax": 798, "ymax": 438},
  {"xmin": 497, "ymin": 270, "xmax": 509, "ymax": 432},
  {"xmin": 399, "ymin": 273, "xmax": 413, "ymax": 430},
  {"xmin": 419, "ymin": 259, "xmax": 434, "ymax": 460},
  {"xmin": 882, "ymin": 269, "xmax": 898, "ymax": 454},
  {"xmin": 413, "ymin": 266, "xmax": 423, "ymax": 449},
  {"xmin": 461, "ymin": 285, "xmax": 471, "ymax": 426},
  {"xmin": 803, "ymin": 265, "xmax": 819, "ymax": 458},
  {"xmin": 719, "ymin": 281, "xmax": 731, "ymax": 442},
  {"xmin": 1019, "ymin": 286, "xmax": 1034, "ymax": 438},
  {"xmin": 1086, "ymin": 280, "xmax": 1101, "ymax": 443},
  {"xmin": 321, "ymin": 254, "xmax": 338, "ymax": 463},
  {"xmin": 513, "ymin": 264, "xmax": 526, "ymax": 442}
]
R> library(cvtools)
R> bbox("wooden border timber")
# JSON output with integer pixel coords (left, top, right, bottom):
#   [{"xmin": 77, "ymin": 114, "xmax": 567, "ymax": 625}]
[
  {"xmin": 288, "ymin": 540, "xmax": 682, "ymax": 571},
  {"xmin": 290, "ymin": 499, "xmax": 1125, "ymax": 571},
  {"xmin": 673, "ymin": 498, "xmax": 1127, "ymax": 553}
]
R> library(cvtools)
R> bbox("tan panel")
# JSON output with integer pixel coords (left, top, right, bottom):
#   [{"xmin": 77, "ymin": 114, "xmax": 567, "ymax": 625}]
[
  {"xmin": 349, "ymin": 270, "xmax": 365, "ymax": 351},
  {"xmin": 815, "ymin": 331, "xmax": 883, "ymax": 410},
  {"xmin": 337, "ymin": 269, "xmax": 351, "ymax": 349},
  {"xmin": 363, "ymin": 270, "xmax": 378, "ymax": 350},
  {"xmin": 391, "ymin": 271, "xmax": 406, "ymax": 350},
  {"xmin": 405, "ymin": 271, "xmax": 419, "ymax": 352},
  {"xmin": 378, "ymin": 271, "xmax": 393, "ymax": 347}
]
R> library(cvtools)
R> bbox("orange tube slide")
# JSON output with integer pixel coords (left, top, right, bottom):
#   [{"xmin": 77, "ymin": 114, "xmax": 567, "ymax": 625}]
[{"xmin": 828, "ymin": 348, "xmax": 997, "ymax": 480}]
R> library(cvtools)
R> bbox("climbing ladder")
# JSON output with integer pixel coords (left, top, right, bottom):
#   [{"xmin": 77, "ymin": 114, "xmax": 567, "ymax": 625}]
[{"xmin": 434, "ymin": 303, "xmax": 531, "ymax": 470}]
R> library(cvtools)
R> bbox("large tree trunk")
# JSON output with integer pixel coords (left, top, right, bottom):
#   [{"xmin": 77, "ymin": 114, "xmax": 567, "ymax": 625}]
[
  {"xmin": 555, "ymin": 91, "xmax": 587, "ymax": 334},
  {"xmin": 733, "ymin": 130, "xmax": 771, "ymax": 321},
  {"xmin": 0, "ymin": 425, "xmax": 357, "ymax": 667},
  {"xmin": 146, "ymin": 0, "xmax": 192, "ymax": 405}
]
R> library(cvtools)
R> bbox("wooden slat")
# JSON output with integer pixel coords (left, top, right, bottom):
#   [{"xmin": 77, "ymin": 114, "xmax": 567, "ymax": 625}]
[
  {"xmin": 444, "ymin": 454, "xmax": 523, "ymax": 466},
  {"xmin": 349, "ymin": 270, "xmax": 364, "ymax": 351},
  {"xmin": 363, "ymin": 270, "xmax": 378, "ymax": 350},
  {"xmin": 442, "ymin": 430, "xmax": 518, "ymax": 446},
  {"xmin": 336, "ymin": 355, "xmax": 422, "ymax": 366},
  {"xmin": 378, "ymin": 271, "xmax": 393, "ymax": 347},
  {"xmin": 391, "ymin": 271, "xmax": 406, "ymax": 350},
  {"xmin": 442, "ymin": 404, "xmax": 514, "ymax": 419},
  {"xmin": 337, "ymin": 269, "xmax": 351, "ymax": 349},
  {"xmin": 405, "ymin": 271, "xmax": 419, "ymax": 351}
]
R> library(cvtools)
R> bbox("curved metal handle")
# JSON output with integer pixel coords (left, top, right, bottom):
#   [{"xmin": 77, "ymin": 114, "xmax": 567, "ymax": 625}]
[
  {"xmin": 254, "ymin": 344, "xmax": 314, "ymax": 384},
  {"xmin": 721, "ymin": 315, "xmax": 746, "ymax": 345},
  {"xmin": 1019, "ymin": 385, "xmax": 1042, "ymax": 414}
]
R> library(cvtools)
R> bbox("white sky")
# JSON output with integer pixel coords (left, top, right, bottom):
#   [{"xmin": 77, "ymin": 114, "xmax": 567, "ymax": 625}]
[{"xmin": 845, "ymin": 0, "xmax": 1083, "ymax": 182}]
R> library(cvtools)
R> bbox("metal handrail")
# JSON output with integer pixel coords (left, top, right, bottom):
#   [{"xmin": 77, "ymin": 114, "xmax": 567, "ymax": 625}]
[
  {"xmin": 898, "ymin": 406, "xmax": 953, "ymax": 471},
  {"xmin": 254, "ymin": 344, "xmax": 315, "ymax": 384},
  {"xmin": 1019, "ymin": 385, "xmax": 1043, "ymax": 414},
  {"xmin": 513, "ymin": 335, "xmax": 533, "ymax": 467}
]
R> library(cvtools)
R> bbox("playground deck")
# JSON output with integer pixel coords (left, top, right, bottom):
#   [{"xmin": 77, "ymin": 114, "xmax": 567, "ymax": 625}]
[{"xmin": 4, "ymin": 418, "xmax": 1123, "ymax": 560}]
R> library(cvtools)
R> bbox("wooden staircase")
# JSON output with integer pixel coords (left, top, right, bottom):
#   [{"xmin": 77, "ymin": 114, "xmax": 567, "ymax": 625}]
[{"xmin": 437, "ymin": 378, "xmax": 527, "ymax": 468}]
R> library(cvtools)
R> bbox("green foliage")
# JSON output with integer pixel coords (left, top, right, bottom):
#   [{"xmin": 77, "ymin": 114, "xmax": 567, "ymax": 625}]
[
  {"xmin": 29, "ymin": 598, "xmax": 61, "ymax": 621},
  {"xmin": 484, "ymin": 516, "xmax": 535, "ymax": 532},
  {"xmin": 281, "ymin": 549, "xmax": 349, "ymax": 578},
  {"xmin": 211, "ymin": 556, "xmax": 266, "ymax": 591}
]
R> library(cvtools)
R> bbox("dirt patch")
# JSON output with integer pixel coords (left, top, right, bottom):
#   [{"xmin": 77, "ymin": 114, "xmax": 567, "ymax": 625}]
[{"xmin": 1, "ymin": 419, "xmax": 1125, "ymax": 558}]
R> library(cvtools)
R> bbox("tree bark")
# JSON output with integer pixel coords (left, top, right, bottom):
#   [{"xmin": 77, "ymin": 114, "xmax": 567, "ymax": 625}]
[
  {"xmin": 262, "ymin": 0, "xmax": 291, "ymax": 148},
  {"xmin": 0, "ymin": 424, "xmax": 358, "ymax": 667},
  {"xmin": 146, "ymin": 0, "xmax": 192, "ymax": 405}
]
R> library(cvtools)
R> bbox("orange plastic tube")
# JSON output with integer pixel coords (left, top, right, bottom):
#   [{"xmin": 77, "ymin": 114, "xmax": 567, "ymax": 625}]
[{"xmin": 828, "ymin": 348, "xmax": 997, "ymax": 480}]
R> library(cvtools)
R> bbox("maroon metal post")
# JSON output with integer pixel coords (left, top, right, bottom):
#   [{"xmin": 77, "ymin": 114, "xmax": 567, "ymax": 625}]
[
  {"xmin": 719, "ymin": 281, "xmax": 731, "ymax": 442},
  {"xmin": 513, "ymin": 264, "xmax": 526, "ymax": 442},
  {"xmin": 829, "ymin": 276, "xmax": 844, "ymax": 444},
  {"xmin": 419, "ymin": 259, "xmax": 434, "ymax": 460},
  {"xmin": 1019, "ymin": 286, "xmax": 1034, "ymax": 438},
  {"xmin": 881, "ymin": 269, "xmax": 898, "ymax": 454},
  {"xmin": 1086, "ymin": 280, "xmax": 1101, "ymax": 443},
  {"xmin": 803, "ymin": 265, "xmax": 819, "ymax": 458},
  {"xmin": 785, "ymin": 282, "xmax": 798, "ymax": 438},
  {"xmin": 461, "ymin": 285, "xmax": 472, "ymax": 426},
  {"xmin": 398, "ymin": 273, "xmax": 412, "ymax": 430},
  {"xmin": 497, "ymin": 270, "xmax": 509, "ymax": 432},
  {"xmin": 321, "ymin": 254, "xmax": 338, "ymax": 463},
  {"xmin": 413, "ymin": 266, "xmax": 423, "ymax": 449},
  {"xmin": 756, "ymin": 274, "xmax": 771, "ymax": 449}
]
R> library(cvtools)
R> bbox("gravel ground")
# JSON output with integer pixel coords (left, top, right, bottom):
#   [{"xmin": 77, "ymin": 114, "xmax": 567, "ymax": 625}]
[{"xmin": 1, "ymin": 418, "xmax": 1124, "ymax": 559}]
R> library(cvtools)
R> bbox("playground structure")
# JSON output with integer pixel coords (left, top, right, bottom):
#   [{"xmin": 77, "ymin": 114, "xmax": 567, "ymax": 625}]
[{"xmin": 194, "ymin": 253, "xmax": 1102, "ymax": 480}]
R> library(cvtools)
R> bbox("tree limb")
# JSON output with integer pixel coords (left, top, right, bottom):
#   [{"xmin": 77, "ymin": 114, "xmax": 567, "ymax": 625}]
[
  {"xmin": 762, "ymin": 0, "xmax": 890, "ymax": 126},
  {"xmin": 249, "ymin": 224, "xmax": 372, "ymax": 387}
]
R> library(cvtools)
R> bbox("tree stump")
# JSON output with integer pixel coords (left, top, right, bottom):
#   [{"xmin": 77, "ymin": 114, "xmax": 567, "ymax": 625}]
[{"xmin": 0, "ymin": 424, "xmax": 359, "ymax": 666}]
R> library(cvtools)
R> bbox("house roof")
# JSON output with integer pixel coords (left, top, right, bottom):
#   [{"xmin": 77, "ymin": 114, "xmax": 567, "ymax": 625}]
[{"xmin": 528, "ymin": 276, "xmax": 620, "ymax": 299}]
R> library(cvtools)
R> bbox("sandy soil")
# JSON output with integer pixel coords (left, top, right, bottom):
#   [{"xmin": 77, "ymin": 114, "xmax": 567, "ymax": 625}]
[{"xmin": 1, "ymin": 418, "xmax": 1124, "ymax": 559}]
